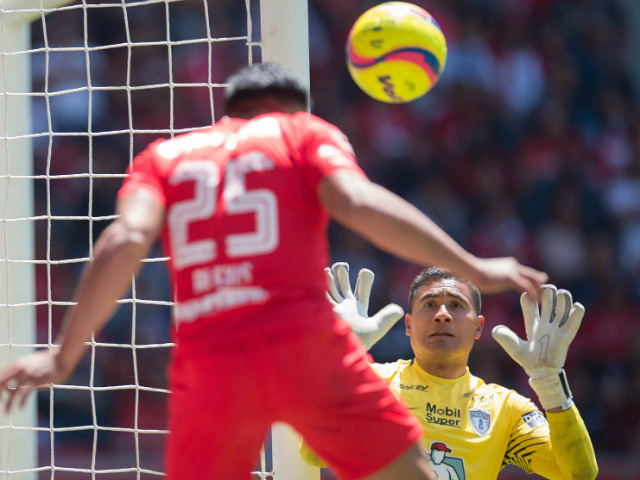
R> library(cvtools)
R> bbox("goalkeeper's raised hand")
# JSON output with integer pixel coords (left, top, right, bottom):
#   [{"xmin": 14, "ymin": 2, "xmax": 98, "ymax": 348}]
[
  {"xmin": 325, "ymin": 262, "xmax": 404, "ymax": 351},
  {"xmin": 491, "ymin": 285, "xmax": 584, "ymax": 411}
]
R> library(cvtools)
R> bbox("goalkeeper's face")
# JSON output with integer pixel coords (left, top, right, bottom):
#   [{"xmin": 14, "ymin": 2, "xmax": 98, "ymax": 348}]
[{"xmin": 405, "ymin": 279, "xmax": 485, "ymax": 360}]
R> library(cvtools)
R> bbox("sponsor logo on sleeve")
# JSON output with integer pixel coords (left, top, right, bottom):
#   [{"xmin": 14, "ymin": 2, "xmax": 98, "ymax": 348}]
[{"xmin": 521, "ymin": 411, "xmax": 548, "ymax": 429}]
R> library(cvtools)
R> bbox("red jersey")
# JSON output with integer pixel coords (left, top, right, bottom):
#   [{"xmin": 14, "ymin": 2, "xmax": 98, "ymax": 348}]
[{"xmin": 118, "ymin": 112, "xmax": 365, "ymax": 338}]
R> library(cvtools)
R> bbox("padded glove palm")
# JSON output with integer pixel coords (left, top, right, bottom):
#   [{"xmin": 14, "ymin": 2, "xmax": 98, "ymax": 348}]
[
  {"xmin": 325, "ymin": 262, "xmax": 404, "ymax": 351},
  {"xmin": 492, "ymin": 285, "xmax": 584, "ymax": 410}
]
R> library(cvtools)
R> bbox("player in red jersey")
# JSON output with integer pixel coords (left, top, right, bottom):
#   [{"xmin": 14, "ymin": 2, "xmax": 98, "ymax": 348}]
[{"xmin": 0, "ymin": 63, "xmax": 547, "ymax": 480}]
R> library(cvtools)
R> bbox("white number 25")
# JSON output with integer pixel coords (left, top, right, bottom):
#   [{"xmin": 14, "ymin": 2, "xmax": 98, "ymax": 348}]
[{"xmin": 167, "ymin": 152, "xmax": 279, "ymax": 269}]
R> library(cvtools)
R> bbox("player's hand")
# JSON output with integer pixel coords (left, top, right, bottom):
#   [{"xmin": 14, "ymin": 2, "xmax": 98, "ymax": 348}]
[
  {"xmin": 491, "ymin": 284, "xmax": 584, "ymax": 410},
  {"xmin": 0, "ymin": 347, "xmax": 69, "ymax": 413},
  {"xmin": 467, "ymin": 257, "xmax": 548, "ymax": 301},
  {"xmin": 325, "ymin": 262, "xmax": 404, "ymax": 351}
]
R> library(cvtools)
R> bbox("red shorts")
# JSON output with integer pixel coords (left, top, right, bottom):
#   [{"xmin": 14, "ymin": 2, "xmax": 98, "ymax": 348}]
[{"xmin": 165, "ymin": 302, "xmax": 422, "ymax": 480}]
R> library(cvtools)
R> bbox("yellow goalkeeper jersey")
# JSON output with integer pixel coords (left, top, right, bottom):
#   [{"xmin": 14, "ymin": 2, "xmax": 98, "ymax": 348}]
[
  {"xmin": 300, "ymin": 358, "xmax": 597, "ymax": 479},
  {"xmin": 370, "ymin": 359, "xmax": 580, "ymax": 480}
]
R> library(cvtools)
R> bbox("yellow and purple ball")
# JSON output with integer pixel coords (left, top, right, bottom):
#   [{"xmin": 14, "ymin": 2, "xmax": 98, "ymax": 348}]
[{"xmin": 346, "ymin": 2, "xmax": 447, "ymax": 103}]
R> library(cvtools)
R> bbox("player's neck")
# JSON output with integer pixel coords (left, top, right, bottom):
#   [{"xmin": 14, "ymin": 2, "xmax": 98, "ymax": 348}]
[
  {"xmin": 414, "ymin": 354, "xmax": 468, "ymax": 380},
  {"xmin": 227, "ymin": 99, "xmax": 304, "ymax": 119},
  {"xmin": 230, "ymin": 106, "xmax": 279, "ymax": 119}
]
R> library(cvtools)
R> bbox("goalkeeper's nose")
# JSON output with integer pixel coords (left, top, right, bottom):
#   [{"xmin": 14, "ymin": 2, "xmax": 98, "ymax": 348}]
[{"xmin": 433, "ymin": 305, "xmax": 452, "ymax": 322}]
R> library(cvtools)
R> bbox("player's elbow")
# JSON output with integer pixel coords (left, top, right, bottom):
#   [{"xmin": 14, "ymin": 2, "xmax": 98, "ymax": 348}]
[{"xmin": 96, "ymin": 220, "xmax": 156, "ymax": 259}]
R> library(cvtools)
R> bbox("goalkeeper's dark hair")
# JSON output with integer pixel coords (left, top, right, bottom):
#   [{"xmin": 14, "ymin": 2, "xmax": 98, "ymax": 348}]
[
  {"xmin": 224, "ymin": 63, "xmax": 310, "ymax": 113},
  {"xmin": 408, "ymin": 267, "xmax": 482, "ymax": 315}
]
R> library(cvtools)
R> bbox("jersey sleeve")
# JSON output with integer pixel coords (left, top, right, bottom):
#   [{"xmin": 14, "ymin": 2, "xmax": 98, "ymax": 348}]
[
  {"xmin": 294, "ymin": 113, "xmax": 366, "ymax": 188},
  {"xmin": 503, "ymin": 394, "xmax": 598, "ymax": 479},
  {"xmin": 502, "ymin": 393, "xmax": 552, "ymax": 473},
  {"xmin": 117, "ymin": 140, "xmax": 166, "ymax": 206},
  {"xmin": 529, "ymin": 405, "xmax": 598, "ymax": 479}
]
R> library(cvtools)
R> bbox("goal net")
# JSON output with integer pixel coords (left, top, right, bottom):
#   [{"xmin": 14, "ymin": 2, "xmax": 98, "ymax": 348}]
[{"xmin": 0, "ymin": 0, "xmax": 316, "ymax": 478}]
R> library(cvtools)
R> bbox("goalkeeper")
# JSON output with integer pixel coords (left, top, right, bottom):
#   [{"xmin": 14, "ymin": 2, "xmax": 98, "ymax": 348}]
[{"xmin": 302, "ymin": 263, "xmax": 598, "ymax": 480}]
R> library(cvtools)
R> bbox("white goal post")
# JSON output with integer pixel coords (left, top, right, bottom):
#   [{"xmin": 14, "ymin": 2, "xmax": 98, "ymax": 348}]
[
  {"xmin": 260, "ymin": 5, "xmax": 319, "ymax": 479},
  {"xmin": 0, "ymin": 2, "xmax": 67, "ymax": 478},
  {"xmin": 0, "ymin": 0, "xmax": 318, "ymax": 479}
]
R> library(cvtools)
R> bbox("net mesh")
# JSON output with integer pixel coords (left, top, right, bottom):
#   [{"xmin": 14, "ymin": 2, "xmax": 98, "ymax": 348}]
[{"xmin": 1, "ymin": 1, "xmax": 274, "ymax": 478}]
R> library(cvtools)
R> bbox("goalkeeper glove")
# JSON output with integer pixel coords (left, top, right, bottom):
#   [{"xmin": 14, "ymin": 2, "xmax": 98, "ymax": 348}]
[
  {"xmin": 491, "ymin": 284, "xmax": 584, "ymax": 410},
  {"xmin": 325, "ymin": 262, "xmax": 404, "ymax": 351}
]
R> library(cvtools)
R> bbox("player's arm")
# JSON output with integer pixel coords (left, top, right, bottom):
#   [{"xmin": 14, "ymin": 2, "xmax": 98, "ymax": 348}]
[
  {"xmin": 0, "ymin": 189, "xmax": 164, "ymax": 412},
  {"xmin": 541, "ymin": 404, "xmax": 597, "ymax": 479},
  {"xmin": 492, "ymin": 286, "xmax": 598, "ymax": 479},
  {"xmin": 318, "ymin": 170, "xmax": 547, "ymax": 299}
]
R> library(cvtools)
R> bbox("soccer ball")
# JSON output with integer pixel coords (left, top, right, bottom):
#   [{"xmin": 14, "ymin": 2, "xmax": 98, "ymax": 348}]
[{"xmin": 346, "ymin": 2, "xmax": 447, "ymax": 103}]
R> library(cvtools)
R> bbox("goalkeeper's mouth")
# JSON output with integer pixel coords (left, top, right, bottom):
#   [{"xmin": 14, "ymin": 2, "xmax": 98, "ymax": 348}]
[{"xmin": 429, "ymin": 332, "xmax": 454, "ymax": 337}]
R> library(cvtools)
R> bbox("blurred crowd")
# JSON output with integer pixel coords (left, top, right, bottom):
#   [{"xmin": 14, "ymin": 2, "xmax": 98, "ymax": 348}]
[{"xmin": 24, "ymin": 0, "xmax": 640, "ymax": 478}]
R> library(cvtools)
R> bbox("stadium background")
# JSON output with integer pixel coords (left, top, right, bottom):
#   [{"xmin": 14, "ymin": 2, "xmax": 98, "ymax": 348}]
[{"xmin": 26, "ymin": 0, "xmax": 640, "ymax": 478}]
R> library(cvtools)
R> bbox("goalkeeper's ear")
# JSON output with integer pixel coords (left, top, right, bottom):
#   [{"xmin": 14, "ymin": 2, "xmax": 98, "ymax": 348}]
[{"xmin": 474, "ymin": 315, "xmax": 485, "ymax": 340}]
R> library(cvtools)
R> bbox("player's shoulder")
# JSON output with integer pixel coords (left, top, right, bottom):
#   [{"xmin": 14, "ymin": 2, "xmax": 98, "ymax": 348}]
[
  {"xmin": 290, "ymin": 113, "xmax": 356, "ymax": 158},
  {"xmin": 147, "ymin": 124, "xmax": 221, "ymax": 161},
  {"xmin": 473, "ymin": 375, "xmax": 515, "ymax": 397},
  {"xmin": 286, "ymin": 111, "xmax": 346, "ymax": 136},
  {"xmin": 486, "ymin": 381, "xmax": 548, "ymax": 431},
  {"xmin": 474, "ymin": 376, "xmax": 539, "ymax": 411},
  {"xmin": 289, "ymin": 111, "xmax": 333, "ymax": 126},
  {"xmin": 221, "ymin": 112, "xmax": 334, "ymax": 143}
]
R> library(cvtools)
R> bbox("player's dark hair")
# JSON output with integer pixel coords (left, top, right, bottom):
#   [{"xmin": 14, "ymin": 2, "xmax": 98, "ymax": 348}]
[
  {"xmin": 224, "ymin": 63, "xmax": 310, "ymax": 113},
  {"xmin": 408, "ymin": 267, "xmax": 482, "ymax": 315}
]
